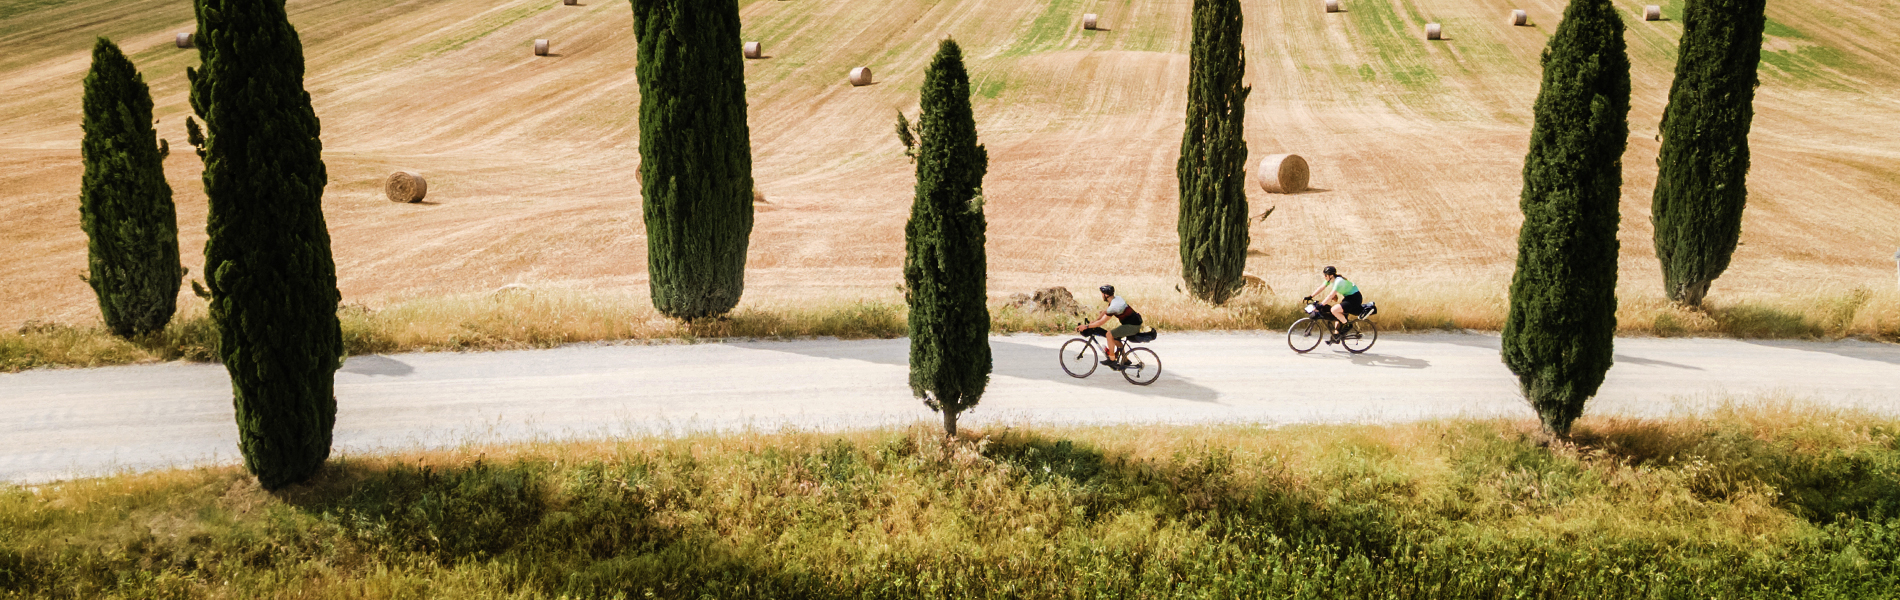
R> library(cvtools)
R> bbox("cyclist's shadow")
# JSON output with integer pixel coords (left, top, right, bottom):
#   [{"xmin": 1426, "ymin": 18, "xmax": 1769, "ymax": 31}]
[
  {"xmin": 989, "ymin": 339, "xmax": 1222, "ymax": 403},
  {"xmin": 1302, "ymin": 350, "xmax": 1431, "ymax": 369}
]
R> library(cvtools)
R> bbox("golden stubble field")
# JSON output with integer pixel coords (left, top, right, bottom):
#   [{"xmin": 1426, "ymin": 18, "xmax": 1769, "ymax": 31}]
[{"xmin": 2, "ymin": 0, "xmax": 1897, "ymax": 328}]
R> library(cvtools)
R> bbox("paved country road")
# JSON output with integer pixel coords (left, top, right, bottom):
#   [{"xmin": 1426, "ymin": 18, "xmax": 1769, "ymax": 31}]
[{"xmin": 4, "ymin": 333, "xmax": 1898, "ymax": 484}]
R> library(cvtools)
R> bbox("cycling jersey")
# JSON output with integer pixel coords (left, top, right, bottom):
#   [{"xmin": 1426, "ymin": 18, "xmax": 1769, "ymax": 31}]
[
  {"xmin": 1105, "ymin": 296, "xmax": 1143, "ymax": 326},
  {"xmin": 1329, "ymin": 277, "xmax": 1359, "ymax": 298}
]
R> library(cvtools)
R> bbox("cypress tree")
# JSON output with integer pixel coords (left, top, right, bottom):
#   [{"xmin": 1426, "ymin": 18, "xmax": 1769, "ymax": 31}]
[
  {"xmin": 1502, "ymin": 0, "xmax": 1630, "ymax": 437},
  {"xmin": 189, "ymin": 0, "xmax": 342, "ymax": 489},
  {"xmin": 1650, "ymin": 0, "xmax": 1768, "ymax": 307},
  {"xmin": 80, "ymin": 38, "xmax": 181, "ymax": 339},
  {"xmin": 1177, "ymin": 0, "xmax": 1250, "ymax": 305},
  {"xmin": 903, "ymin": 38, "xmax": 991, "ymax": 438},
  {"xmin": 630, "ymin": 0, "xmax": 754, "ymax": 320}
]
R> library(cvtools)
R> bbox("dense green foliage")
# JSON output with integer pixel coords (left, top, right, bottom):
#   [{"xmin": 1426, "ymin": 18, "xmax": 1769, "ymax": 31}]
[
  {"xmin": 1502, "ymin": 0, "xmax": 1630, "ymax": 437},
  {"xmin": 78, "ymin": 38, "xmax": 181, "ymax": 339},
  {"xmin": 1176, "ymin": 0, "xmax": 1250, "ymax": 305},
  {"xmin": 1651, "ymin": 0, "xmax": 1769, "ymax": 307},
  {"xmin": 188, "ymin": 0, "xmax": 343, "ymax": 489},
  {"xmin": 903, "ymin": 39, "xmax": 992, "ymax": 437},
  {"xmin": 630, "ymin": 0, "xmax": 755, "ymax": 320},
  {"xmin": 4, "ymin": 409, "xmax": 1897, "ymax": 598}
]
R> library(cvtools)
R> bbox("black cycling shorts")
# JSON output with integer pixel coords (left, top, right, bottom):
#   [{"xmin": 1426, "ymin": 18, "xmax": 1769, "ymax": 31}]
[{"xmin": 1340, "ymin": 292, "xmax": 1364, "ymax": 316}]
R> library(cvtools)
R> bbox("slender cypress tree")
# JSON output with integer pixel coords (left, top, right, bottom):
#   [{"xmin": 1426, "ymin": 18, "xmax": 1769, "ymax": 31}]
[
  {"xmin": 1502, "ymin": 0, "xmax": 1630, "ymax": 437},
  {"xmin": 1177, "ymin": 0, "xmax": 1250, "ymax": 305},
  {"xmin": 189, "ymin": 0, "xmax": 341, "ymax": 489},
  {"xmin": 1650, "ymin": 0, "xmax": 1768, "ymax": 307},
  {"xmin": 630, "ymin": 0, "xmax": 754, "ymax": 320},
  {"xmin": 903, "ymin": 38, "xmax": 991, "ymax": 438},
  {"xmin": 80, "ymin": 38, "xmax": 181, "ymax": 339}
]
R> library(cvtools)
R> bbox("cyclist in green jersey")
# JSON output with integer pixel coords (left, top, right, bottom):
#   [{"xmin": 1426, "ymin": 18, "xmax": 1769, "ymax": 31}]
[{"xmin": 1306, "ymin": 266, "xmax": 1364, "ymax": 340}]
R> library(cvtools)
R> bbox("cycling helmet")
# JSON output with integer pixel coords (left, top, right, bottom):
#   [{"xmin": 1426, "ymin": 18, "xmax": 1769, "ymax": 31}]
[
  {"xmin": 1321, "ymin": 266, "xmax": 1337, "ymax": 276},
  {"xmin": 1099, "ymin": 284, "xmax": 1115, "ymax": 296}
]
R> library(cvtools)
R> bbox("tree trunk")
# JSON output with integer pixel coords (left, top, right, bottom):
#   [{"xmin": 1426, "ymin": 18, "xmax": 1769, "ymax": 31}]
[{"xmin": 942, "ymin": 408, "xmax": 958, "ymax": 438}]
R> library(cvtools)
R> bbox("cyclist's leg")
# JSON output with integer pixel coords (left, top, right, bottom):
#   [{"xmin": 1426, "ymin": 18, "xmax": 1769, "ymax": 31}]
[{"xmin": 1329, "ymin": 304, "xmax": 1348, "ymax": 333}]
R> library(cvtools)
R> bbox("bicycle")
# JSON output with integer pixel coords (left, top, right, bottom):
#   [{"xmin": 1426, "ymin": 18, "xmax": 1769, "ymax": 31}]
[
  {"xmin": 1059, "ymin": 325, "xmax": 1162, "ymax": 385},
  {"xmin": 1287, "ymin": 297, "xmax": 1378, "ymax": 354}
]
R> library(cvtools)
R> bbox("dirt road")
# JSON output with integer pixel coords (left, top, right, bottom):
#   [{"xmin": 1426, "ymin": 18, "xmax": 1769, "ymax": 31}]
[{"xmin": 3, "ymin": 332, "xmax": 1896, "ymax": 484}]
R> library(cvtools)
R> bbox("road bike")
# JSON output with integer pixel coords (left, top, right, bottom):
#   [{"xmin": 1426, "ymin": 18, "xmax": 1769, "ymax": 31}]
[
  {"xmin": 1059, "ymin": 326, "xmax": 1161, "ymax": 385},
  {"xmin": 1287, "ymin": 298, "xmax": 1378, "ymax": 354}
]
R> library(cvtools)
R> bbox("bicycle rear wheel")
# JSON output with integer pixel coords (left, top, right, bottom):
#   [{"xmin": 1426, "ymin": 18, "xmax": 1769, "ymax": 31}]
[
  {"xmin": 1120, "ymin": 347, "xmax": 1161, "ymax": 385},
  {"xmin": 1342, "ymin": 319, "xmax": 1378, "ymax": 354},
  {"xmin": 1287, "ymin": 318, "xmax": 1324, "ymax": 353},
  {"xmin": 1059, "ymin": 338, "xmax": 1098, "ymax": 378}
]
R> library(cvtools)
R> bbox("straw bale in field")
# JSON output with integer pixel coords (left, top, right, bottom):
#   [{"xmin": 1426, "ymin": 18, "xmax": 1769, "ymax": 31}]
[
  {"xmin": 1645, "ymin": 5, "xmax": 1662, "ymax": 20},
  {"xmin": 1426, "ymin": 23, "xmax": 1443, "ymax": 40},
  {"xmin": 1257, "ymin": 154, "xmax": 1310, "ymax": 194},
  {"xmin": 176, "ymin": 33, "xmax": 193, "ymax": 48},
  {"xmin": 1241, "ymin": 273, "xmax": 1271, "ymax": 294},
  {"xmin": 563, "ymin": 0, "xmax": 577, "ymax": 5},
  {"xmin": 1006, "ymin": 287, "xmax": 1084, "ymax": 315},
  {"xmin": 534, "ymin": 39, "xmax": 550, "ymax": 56},
  {"xmin": 743, "ymin": 42, "xmax": 763, "ymax": 59},
  {"xmin": 1083, "ymin": 14, "xmax": 1099, "ymax": 30},
  {"xmin": 1511, "ymin": 9, "xmax": 1528, "ymax": 26},
  {"xmin": 849, "ymin": 67, "xmax": 873, "ymax": 86},
  {"xmin": 385, "ymin": 171, "xmax": 428, "ymax": 203},
  {"xmin": 1325, "ymin": 0, "xmax": 1340, "ymax": 13}
]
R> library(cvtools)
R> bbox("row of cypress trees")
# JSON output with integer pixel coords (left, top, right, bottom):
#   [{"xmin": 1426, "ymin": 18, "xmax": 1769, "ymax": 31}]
[
  {"xmin": 1504, "ymin": 0, "xmax": 1767, "ymax": 436},
  {"xmin": 74, "ymin": 0, "xmax": 1772, "ymax": 478}
]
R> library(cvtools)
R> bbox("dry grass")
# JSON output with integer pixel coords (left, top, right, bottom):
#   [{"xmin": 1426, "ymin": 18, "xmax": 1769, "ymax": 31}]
[
  {"xmin": 5, "ymin": 284, "xmax": 1896, "ymax": 372},
  {"xmin": 3, "ymin": 398, "xmax": 1895, "ymax": 598}
]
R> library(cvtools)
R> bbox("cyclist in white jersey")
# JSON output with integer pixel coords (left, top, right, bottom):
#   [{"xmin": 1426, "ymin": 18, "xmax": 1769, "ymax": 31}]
[{"xmin": 1076, "ymin": 284, "xmax": 1143, "ymax": 369}]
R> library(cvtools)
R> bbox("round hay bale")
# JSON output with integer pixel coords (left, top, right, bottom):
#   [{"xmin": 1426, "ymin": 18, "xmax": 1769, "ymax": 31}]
[
  {"xmin": 175, "ymin": 33, "xmax": 193, "ymax": 48},
  {"xmin": 1082, "ymin": 13, "xmax": 1098, "ymax": 30},
  {"xmin": 1644, "ymin": 5, "xmax": 1661, "ymax": 20},
  {"xmin": 1425, "ymin": 23, "xmax": 1443, "ymax": 40},
  {"xmin": 385, "ymin": 171, "xmax": 428, "ymax": 203},
  {"xmin": 1257, "ymin": 154, "xmax": 1310, "ymax": 194},
  {"xmin": 1511, "ymin": 9, "xmax": 1528, "ymax": 26},
  {"xmin": 743, "ymin": 41, "xmax": 763, "ymax": 59},
  {"xmin": 534, "ymin": 39, "xmax": 550, "ymax": 56},
  {"xmin": 563, "ymin": 0, "xmax": 577, "ymax": 5},
  {"xmin": 849, "ymin": 67, "xmax": 873, "ymax": 86},
  {"xmin": 1325, "ymin": 0, "xmax": 1340, "ymax": 13}
]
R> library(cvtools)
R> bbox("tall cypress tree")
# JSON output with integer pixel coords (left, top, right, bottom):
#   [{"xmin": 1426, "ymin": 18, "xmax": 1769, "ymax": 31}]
[
  {"xmin": 1502, "ymin": 0, "xmax": 1630, "ymax": 437},
  {"xmin": 630, "ymin": 0, "xmax": 754, "ymax": 320},
  {"xmin": 1177, "ymin": 0, "xmax": 1250, "ymax": 305},
  {"xmin": 80, "ymin": 38, "xmax": 181, "ymax": 339},
  {"xmin": 903, "ymin": 38, "xmax": 991, "ymax": 438},
  {"xmin": 1650, "ymin": 0, "xmax": 1768, "ymax": 307},
  {"xmin": 189, "ymin": 0, "xmax": 341, "ymax": 489}
]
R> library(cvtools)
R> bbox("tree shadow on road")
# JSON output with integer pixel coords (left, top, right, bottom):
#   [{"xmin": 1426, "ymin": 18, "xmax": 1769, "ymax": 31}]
[{"xmin": 731, "ymin": 338, "xmax": 1223, "ymax": 403}]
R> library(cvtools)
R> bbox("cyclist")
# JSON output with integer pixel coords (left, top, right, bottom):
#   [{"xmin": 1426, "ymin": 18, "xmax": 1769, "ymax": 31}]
[
  {"xmin": 1076, "ymin": 284, "xmax": 1142, "ymax": 369},
  {"xmin": 1305, "ymin": 266, "xmax": 1363, "ymax": 342}
]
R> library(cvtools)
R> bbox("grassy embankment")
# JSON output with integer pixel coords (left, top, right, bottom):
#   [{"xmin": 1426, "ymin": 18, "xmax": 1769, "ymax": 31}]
[
  {"xmin": 2, "ymin": 401, "xmax": 1896, "ymax": 598},
  {"xmin": 4, "ymin": 283, "xmax": 1897, "ymax": 372}
]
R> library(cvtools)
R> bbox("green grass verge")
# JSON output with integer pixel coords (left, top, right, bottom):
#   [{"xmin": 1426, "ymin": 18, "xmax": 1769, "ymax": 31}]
[{"xmin": 3, "ymin": 403, "xmax": 1896, "ymax": 598}]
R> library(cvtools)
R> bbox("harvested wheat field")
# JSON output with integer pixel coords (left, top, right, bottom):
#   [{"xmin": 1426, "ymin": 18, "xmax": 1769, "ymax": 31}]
[{"xmin": 2, "ymin": 0, "xmax": 1898, "ymax": 328}]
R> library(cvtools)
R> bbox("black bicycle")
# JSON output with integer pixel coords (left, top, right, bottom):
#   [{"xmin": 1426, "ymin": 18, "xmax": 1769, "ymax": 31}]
[
  {"xmin": 1059, "ymin": 326, "xmax": 1161, "ymax": 385},
  {"xmin": 1288, "ymin": 298, "xmax": 1378, "ymax": 354}
]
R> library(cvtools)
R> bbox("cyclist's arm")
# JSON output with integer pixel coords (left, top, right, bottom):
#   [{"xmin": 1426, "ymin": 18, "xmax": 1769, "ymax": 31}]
[
  {"xmin": 1308, "ymin": 283, "xmax": 1330, "ymax": 301},
  {"xmin": 1080, "ymin": 312, "xmax": 1111, "ymax": 331}
]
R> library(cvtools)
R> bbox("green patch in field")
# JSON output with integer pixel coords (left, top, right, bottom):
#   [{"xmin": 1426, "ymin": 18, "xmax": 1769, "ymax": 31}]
[
  {"xmin": 1759, "ymin": 43, "xmax": 1859, "ymax": 91},
  {"xmin": 0, "ymin": 0, "xmax": 73, "ymax": 23},
  {"xmin": 1344, "ymin": 0, "xmax": 1441, "ymax": 93},
  {"xmin": 1762, "ymin": 17, "xmax": 1807, "ymax": 40},
  {"xmin": 1002, "ymin": 0, "xmax": 1083, "ymax": 57},
  {"xmin": 973, "ymin": 72, "xmax": 1007, "ymax": 99}
]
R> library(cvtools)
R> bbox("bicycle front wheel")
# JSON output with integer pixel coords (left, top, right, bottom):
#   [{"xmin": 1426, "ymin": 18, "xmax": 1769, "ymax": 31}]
[
  {"xmin": 1342, "ymin": 320, "xmax": 1379, "ymax": 354},
  {"xmin": 1287, "ymin": 318, "xmax": 1324, "ymax": 353},
  {"xmin": 1059, "ymin": 338, "xmax": 1098, "ymax": 378},
  {"xmin": 1121, "ymin": 348, "xmax": 1161, "ymax": 385}
]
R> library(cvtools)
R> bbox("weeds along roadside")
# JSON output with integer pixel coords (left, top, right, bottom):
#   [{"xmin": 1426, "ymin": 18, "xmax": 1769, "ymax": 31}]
[
  {"xmin": 2, "ymin": 399, "xmax": 1895, "ymax": 598},
  {"xmin": 4, "ymin": 285, "xmax": 1897, "ymax": 372}
]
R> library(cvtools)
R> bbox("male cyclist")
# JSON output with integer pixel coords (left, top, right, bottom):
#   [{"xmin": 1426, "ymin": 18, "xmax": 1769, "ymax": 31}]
[
  {"xmin": 1305, "ymin": 266, "xmax": 1363, "ymax": 342},
  {"xmin": 1077, "ymin": 284, "xmax": 1142, "ymax": 369}
]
